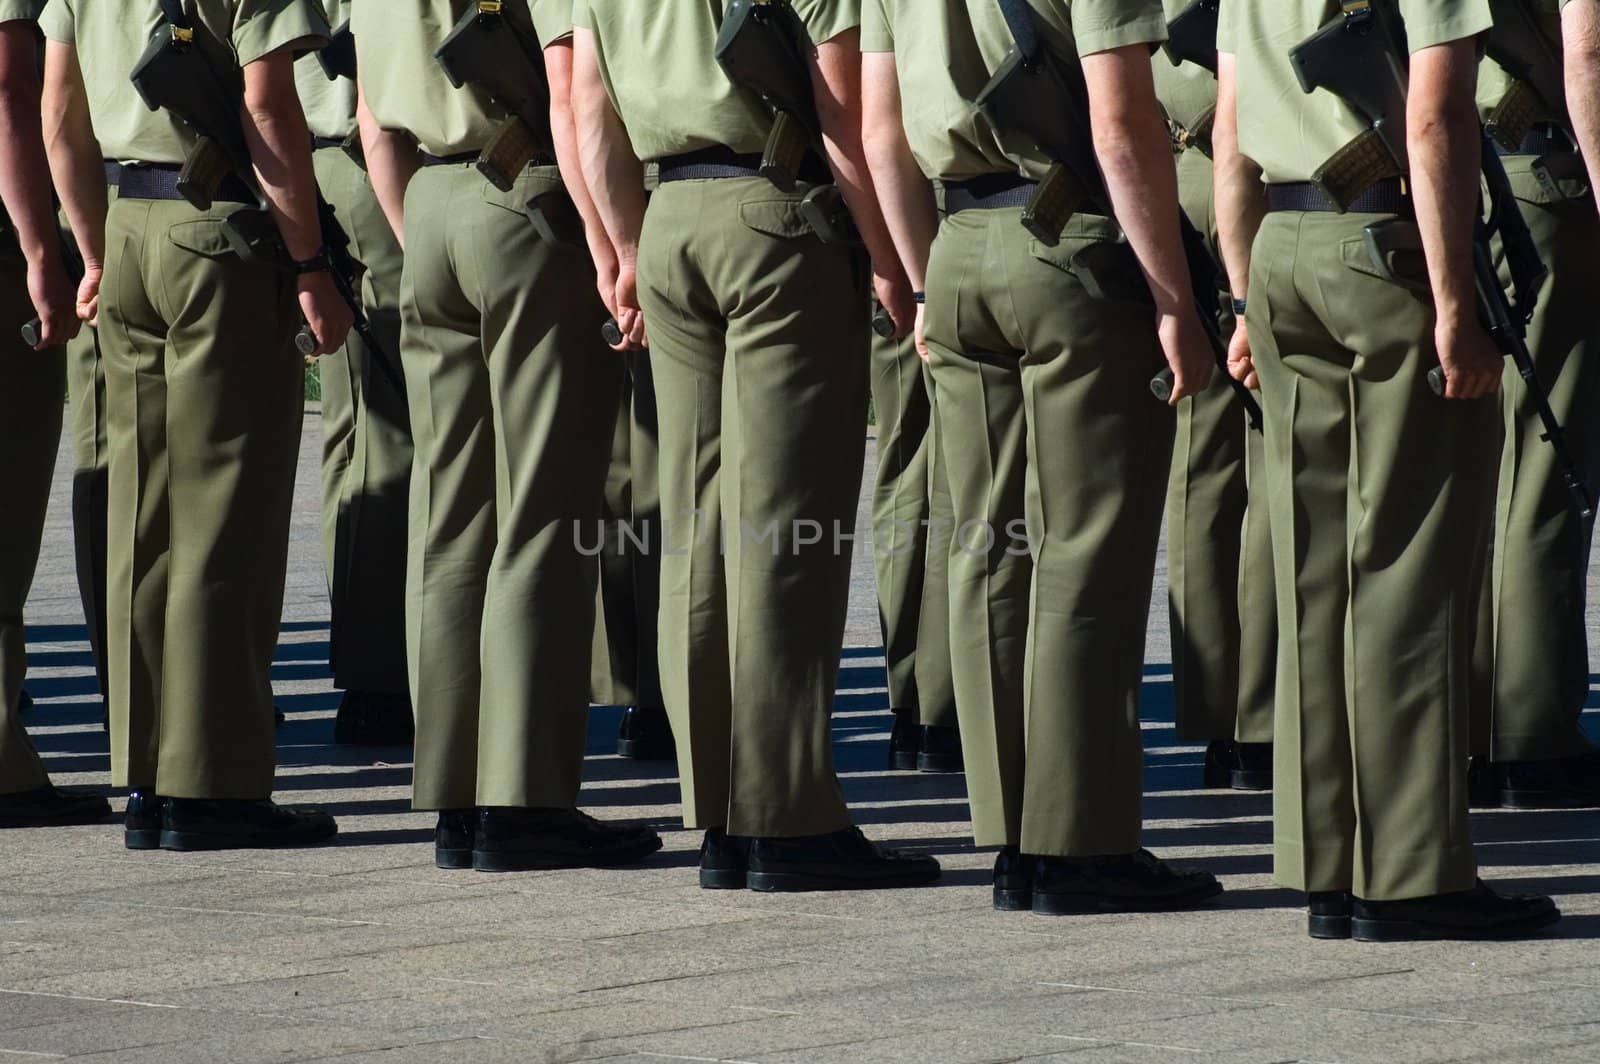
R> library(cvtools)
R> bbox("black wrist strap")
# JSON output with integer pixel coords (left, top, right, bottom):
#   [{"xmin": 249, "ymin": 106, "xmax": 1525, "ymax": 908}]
[
  {"xmin": 912, "ymin": 291, "xmax": 926, "ymax": 305},
  {"xmin": 292, "ymin": 248, "xmax": 333, "ymax": 275},
  {"xmin": 1231, "ymin": 297, "xmax": 1247, "ymax": 316}
]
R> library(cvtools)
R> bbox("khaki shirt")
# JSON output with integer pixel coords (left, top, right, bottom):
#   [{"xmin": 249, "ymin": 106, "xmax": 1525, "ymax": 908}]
[
  {"xmin": 1477, "ymin": 0, "xmax": 1566, "ymax": 126},
  {"xmin": 860, "ymin": 0, "xmax": 1167, "ymax": 183},
  {"xmin": 575, "ymin": 0, "xmax": 859, "ymax": 162},
  {"xmin": 39, "ymin": 0, "xmax": 328, "ymax": 166},
  {"xmin": 296, "ymin": 0, "xmax": 354, "ymax": 140},
  {"xmin": 0, "ymin": 1, "xmax": 43, "ymax": 24},
  {"xmin": 354, "ymin": 0, "xmax": 569, "ymax": 157},
  {"xmin": 1152, "ymin": 0, "xmax": 1216, "ymax": 139},
  {"xmin": 1218, "ymin": 0, "xmax": 1494, "ymax": 184}
]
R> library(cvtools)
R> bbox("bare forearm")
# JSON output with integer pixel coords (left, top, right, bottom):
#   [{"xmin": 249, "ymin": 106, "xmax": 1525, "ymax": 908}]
[
  {"xmin": 356, "ymin": 88, "xmax": 416, "ymax": 246},
  {"xmin": 546, "ymin": 42, "xmax": 614, "ymax": 269},
  {"xmin": 1564, "ymin": 1, "xmax": 1600, "ymax": 221},
  {"xmin": 1408, "ymin": 41, "xmax": 1483, "ymax": 329},
  {"xmin": 42, "ymin": 42, "xmax": 105, "ymax": 270},
  {"xmin": 1087, "ymin": 48, "xmax": 1194, "ymax": 317},
  {"xmin": 0, "ymin": 29, "xmax": 65, "ymax": 272},
  {"xmin": 1212, "ymin": 56, "xmax": 1263, "ymax": 298},
  {"xmin": 573, "ymin": 29, "xmax": 645, "ymax": 263},
  {"xmin": 241, "ymin": 55, "xmax": 324, "ymax": 261},
  {"xmin": 811, "ymin": 33, "xmax": 900, "ymax": 278},
  {"xmin": 861, "ymin": 53, "xmax": 936, "ymax": 288}
]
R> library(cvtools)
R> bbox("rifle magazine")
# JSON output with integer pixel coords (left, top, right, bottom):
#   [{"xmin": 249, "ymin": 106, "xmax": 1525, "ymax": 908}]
[
  {"xmin": 1020, "ymin": 165, "xmax": 1082, "ymax": 247},
  {"xmin": 476, "ymin": 118, "xmax": 537, "ymax": 193},
  {"xmin": 1311, "ymin": 129, "xmax": 1404, "ymax": 213},
  {"xmin": 177, "ymin": 138, "xmax": 232, "ymax": 211},
  {"xmin": 1485, "ymin": 81, "xmax": 1541, "ymax": 155},
  {"xmin": 759, "ymin": 113, "xmax": 808, "ymax": 192}
]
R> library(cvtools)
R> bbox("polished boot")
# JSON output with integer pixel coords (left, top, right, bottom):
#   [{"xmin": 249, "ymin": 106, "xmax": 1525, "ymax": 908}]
[
  {"xmin": 160, "ymin": 798, "xmax": 338, "ymax": 851},
  {"xmin": 1308, "ymin": 890, "xmax": 1353, "ymax": 940},
  {"xmin": 1202, "ymin": 740, "xmax": 1236, "ymax": 789},
  {"xmin": 1231, "ymin": 742, "xmax": 1272, "ymax": 791},
  {"xmin": 916, "ymin": 725, "xmax": 964, "ymax": 774},
  {"xmin": 745, "ymin": 827, "xmax": 940, "ymax": 892},
  {"xmin": 332, "ymin": 690, "xmax": 415, "ymax": 747},
  {"xmin": 1493, "ymin": 751, "xmax": 1600, "ymax": 809},
  {"xmin": 992, "ymin": 845, "xmax": 1033, "ymax": 911},
  {"xmin": 699, "ymin": 827, "xmax": 751, "ymax": 890},
  {"xmin": 435, "ymin": 809, "xmax": 475, "ymax": 870},
  {"xmin": 123, "ymin": 791, "xmax": 166, "ymax": 849},
  {"xmin": 1032, "ymin": 850, "xmax": 1222, "ymax": 915},
  {"xmin": 0, "ymin": 786, "xmax": 111, "ymax": 829},
  {"xmin": 471, "ymin": 807, "xmax": 661, "ymax": 872},
  {"xmin": 887, "ymin": 709, "xmax": 919, "ymax": 771},
  {"xmin": 616, "ymin": 705, "xmax": 675, "ymax": 761},
  {"xmin": 1351, "ymin": 881, "xmax": 1559, "ymax": 942}
]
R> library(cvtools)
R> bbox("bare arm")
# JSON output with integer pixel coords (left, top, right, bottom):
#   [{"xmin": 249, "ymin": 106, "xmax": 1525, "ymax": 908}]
[
  {"xmin": 1, "ymin": 25, "xmax": 75, "ymax": 346},
  {"xmin": 861, "ymin": 51, "xmax": 937, "ymax": 352},
  {"xmin": 572, "ymin": 26, "xmax": 648, "ymax": 347},
  {"xmin": 356, "ymin": 84, "xmax": 416, "ymax": 247},
  {"xmin": 1409, "ymin": 38, "xmax": 1499, "ymax": 399},
  {"xmin": 1212, "ymin": 52, "xmax": 1265, "ymax": 389},
  {"xmin": 1564, "ymin": 0, "xmax": 1600, "ymax": 222},
  {"xmin": 809, "ymin": 30, "xmax": 911, "ymax": 333},
  {"xmin": 546, "ymin": 37, "xmax": 621, "ymax": 323},
  {"xmin": 241, "ymin": 51, "xmax": 352, "ymax": 354},
  {"xmin": 1083, "ymin": 44, "xmax": 1210, "ymax": 400}
]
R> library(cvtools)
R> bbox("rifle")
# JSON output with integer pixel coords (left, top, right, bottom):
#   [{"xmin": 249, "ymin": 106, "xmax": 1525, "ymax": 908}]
[
  {"xmin": 435, "ymin": 2, "xmax": 555, "ymax": 193},
  {"xmin": 317, "ymin": 19, "xmax": 356, "ymax": 81},
  {"xmin": 1163, "ymin": 0, "xmax": 1220, "ymax": 75},
  {"xmin": 714, "ymin": 0, "xmax": 860, "ymax": 244},
  {"xmin": 976, "ymin": 0, "xmax": 1261, "ymax": 428},
  {"xmin": 1290, "ymin": 0, "xmax": 1591, "ymax": 517},
  {"xmin": 129, "ymin": 0, "xmax": 404, "ymax": 394}
]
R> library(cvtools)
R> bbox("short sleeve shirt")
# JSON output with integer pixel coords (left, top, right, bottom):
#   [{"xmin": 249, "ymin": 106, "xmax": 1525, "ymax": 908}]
[
  {"xmin": 39, "ymin": 0, "xmax": 329, "ymax": 165},
  {"xmin": 1218, "ymin": 0, "xmax": 1494, "ymax": 184},
  {"xmin": 354, "ymin": 0, "xmax": 563, "ymax": 157},
  {"xmin": 296, "ymin": 0, "xmax": 354, "ymax": 140},
  {"xmin": 860, "ymin": 0, "xmax": 1166, "ymax": 183},
  {"xmin": 0, "ymin": 1, "xmax": 43, "ymax": 24},
  {"xmin": 574, "ymin": 0, "xmax": 860, "ymax": 162},
  {"xmin": 1151, "ymin": 0, "xmax": 1216, "ymax": 136},
  {"xmin": 1476, "ymin": 0, "xmax": 1565, "ymax": 125}
]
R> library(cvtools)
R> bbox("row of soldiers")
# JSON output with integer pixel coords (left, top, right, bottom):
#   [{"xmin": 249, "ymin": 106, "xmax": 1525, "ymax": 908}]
[{"xmin": 0, "ymin": 0, "xmax": 1596, "ymax": 942}]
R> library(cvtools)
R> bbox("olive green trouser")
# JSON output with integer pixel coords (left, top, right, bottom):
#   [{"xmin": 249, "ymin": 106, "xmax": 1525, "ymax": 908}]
[
  {"xmin": 590, "ymin": 352, "xmax": 663, "ymax": 710},
  {"xmin": 314, "ymin": 146, "xmax": 411, "ymax": 696},
  {"xmin": 1482, "ymin": 157, "xmax": 1600, "ymax": 763},
  {"xmin": 64, "ymin": 192, "xmax": 115, "ymax": 709},
  {"xmin": 0, "ymin": 248, "xmax": 65, "ymax": 795},
  {"xmin": 869, "ymin": 327, "xmax": 956, "ymax": 728},
  {"xmin": 100, "ymin": 197, "xmax": 302, "ymax": 798},
  {"xmin": 925, "ymin": 208, "xmax": 1172, "ymax": 858},
  {"xmin": 638, "ymin": 176, "xmax": 868, "ymax": 838},
  {"xmin": 1250, "ymin": 211, "xmax": 1499, "ymax": 900},
  {"xmin": 402, "ymin": 163, "xmax": 618, "ymax": 811},
  {"xmin": 1165, "ymin": 148, "xmax": 1276, "ymax": 745}
]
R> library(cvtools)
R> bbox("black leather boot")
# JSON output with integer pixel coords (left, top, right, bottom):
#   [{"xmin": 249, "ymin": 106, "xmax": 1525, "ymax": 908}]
[
  {"xmin": 1231, "ymin": 742, "xmax": 1272, "ymax": 791},
  {"xmin": 1308, "ymin": 890, "xmax": 1353, "ymax": 940},
  {"xmin": 699, "ymin": 827, "xmax": 751, "ymax": 889},
  {"xmin": 472, "ymin": 807, "xmax": 661, "ymax": 872},
  {"xmin": 1032, "ymin": 850, "xmax": 1222, "ymax": 915},
  {"xmin": 123, "ymin": 791, "xmax": 166, "ymax": 849},
  {"xmin": 616, "ymin": 706, "xmax": 675, "ymax": 760},
  {"xmin": 435, "ymin": 809, "xmax": 475, "ymax": 869},
  {"xmin": 887, "ymin": 709, "xmax": 919, "ymax": 771},
  {"xmin": 992, "ymin": 846, "xmax": 1033, "ymax": 911},
  {"xmin": 1352, "ymin": 881, "xmax": 1559, "ymax": 942},
  {"xmin": 332, "ymin": 690, "xmax": 415, "ymax": 747},
  {"xmin": 917, "ymin": 725, "xmax": 964, "ymax": 773},
  {"xmin": 746, "ymin": 827, "xmax": 940, "ymax": 892},
  {"xmin": 160, "ymin": 798, "xmax": 338, "ymax": 851}
]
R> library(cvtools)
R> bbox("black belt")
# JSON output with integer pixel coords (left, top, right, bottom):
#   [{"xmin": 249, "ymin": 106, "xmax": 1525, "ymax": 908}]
[
  {"xmin": 944, "ymin": 174, "xmax": 1037, "ymax": 213},
  {"xmin": 657, "ymin": 145, "xmax": 829, "ymax": 184},
  {"xmin": 1265, "ymin": 177, "xmax": 1410, "ymax": 215},
  {"xmin": 103, "ymin": 161, "xmax": 121, "ymax": 187},
  {"xmin": 418, "ymin": 150, "xmax": 480, "ymax": 167},
  {"xmin": 312, "ymin": 135, "xmax": 347, "ymax": 151},
  {"xmin": 1496, "ymin": 123, "xmax": 1575, "ymax": 157},
  {"xmin": 113, "ymin": 163, "xmax": 254, "ymax": 204}
]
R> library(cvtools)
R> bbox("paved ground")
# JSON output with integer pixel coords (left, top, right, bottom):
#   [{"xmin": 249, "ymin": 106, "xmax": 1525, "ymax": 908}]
[{"xmin": 4, "ymin": 412, "xmax": 1599, "ymax": 1064}]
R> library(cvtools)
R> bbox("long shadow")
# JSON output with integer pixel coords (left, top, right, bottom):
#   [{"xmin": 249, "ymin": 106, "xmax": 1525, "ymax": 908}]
[
  {"xmin": 273, "ymin": 641, "xmax": 331, "ymax": 664},
  {"xmin": 23, "ymin": 623, "xmax": 94, "ymax": 643}
]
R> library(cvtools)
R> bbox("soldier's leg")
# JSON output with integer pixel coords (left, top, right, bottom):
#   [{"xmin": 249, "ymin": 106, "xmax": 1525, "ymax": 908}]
[
  {"xmin": 868, "ymin": 326, "xmax": 932, "ymax": 767},
  {"xmin": 140, "ymin": 201, "xmax": 302, "ymax": 800},
  {"xmin": 714, "ymin": 191, "xmax": 868, "ymax": 840},
  {"xmin": 913, "ymin": 363, "xmax": 958, "ymax": 734},
  {"xmin": 401, "ymin": 166, "xmax": 496, "ymax": 814},
  {"xmin": 316, "ymin": 148, "xmax": 414, "ymax": 742},
  {"xmin": 470, "ymin": 168, "xmax": 622, "ymax": 809},
  {"xmin": 1235, "ymin": 424, "xmax": 1277, "ymax": 750},
  {"xmin": 65, "ymin": 321, "xmax": 110, "ymax": 714},
  {"xmin": 924, "ymin": 212, "xmax": 1029, "ymax": 851},
  {"xmin": 1008, "ymin": 217, "xmax": 1173, "ymax": 860},
  {"xmin": 1486, "ymin": 159, "xmax": 1600, "ymax": 802},
  {"xmin": 0, "ymin": 258, "xmax": 63, "ymax": 797},
  {"xmin": 592, "ymin": 368, "xmax": 638, "ymax": 710}
]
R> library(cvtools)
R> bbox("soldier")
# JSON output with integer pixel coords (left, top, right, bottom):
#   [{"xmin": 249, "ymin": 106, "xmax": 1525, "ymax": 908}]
[
  {"xmin": 1215, "ymin": 0, "xmax": 1558, "ymax": 939},
  {"xmin": 872, "ymin": 314, "xmax": 962, "ymax": 775},
  {"xmin": 42, "ymin": 0, "xmax": 349, "ymax": 849},
  {"xmin": 571, "ymin": 0, "xmax": 940, "ymax": 891},
  {"xmin": 862, "ymin": 0, "xmax": 1224, "ymax": 913},
  {"xmin": 0, "ymin": 0, "xmax": 109, "ymax": 828},
  {"xmin": 1153, "ymin": 0, "xmax": 1273, "ymax": 791},
  {"xmin": 591, "ymin": 352, "xmax": 670, "ymax": 762},
  {"xmin": 353, "ymin": 0, "xmax": 661, "ymax": 871},
  {"xmin": 1470, "ymin": 0, "xmax": 1600, "ymax": 810},
  {"xmin": 295, "ymin": 2, "xmax": 415, "ymax": 747}
]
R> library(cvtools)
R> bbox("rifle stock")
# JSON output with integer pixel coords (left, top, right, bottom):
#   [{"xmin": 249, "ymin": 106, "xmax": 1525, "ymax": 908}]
[
  {"xmin": 435, "ymin": 3, "xmax": 555, "ymax": 192},
  {"xmin": 1163, "ymin": 0, "xmax": 1220, "ymax": 74}
]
